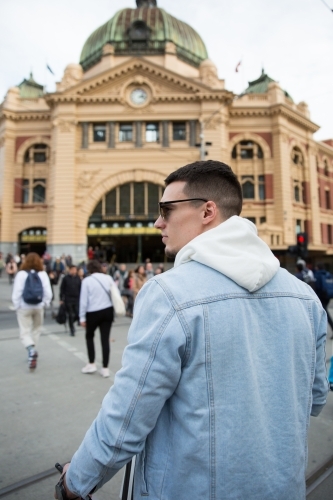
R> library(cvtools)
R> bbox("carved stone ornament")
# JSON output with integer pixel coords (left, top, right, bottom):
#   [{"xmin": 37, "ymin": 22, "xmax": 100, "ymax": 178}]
[
  {"xmin": 53, "ymin": 119, "xmax": 75, "ymax": 133},
  {"xmin": 199, "ymin": 60, "xmax": 222, "ymax": 89},
  {"xmin": 58, "ymin": 64, "xmax": 83, "ymax": 92},
  {"xmin": 78, "ymin": 170, "xmax": 100, "ymax": 189}
]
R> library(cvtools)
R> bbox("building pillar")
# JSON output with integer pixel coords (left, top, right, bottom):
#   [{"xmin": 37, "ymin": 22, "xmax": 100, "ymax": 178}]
[
  {"xmin": 108, "ymin": 121, "xmax": 115, "ymax": 148},
  {"xmin": 162, "ymin": 121, "xmax": 169, "ymax": 147},
  {"xmin": 81, "ymin": 122, "xmax": 89, "ymax": 149},
  {"xmin": 0, "ymin": 122, "xmax": 17, "ymax": 254},
  {"xmin": 272, "ymin": 126, "xmax": 294, "ymax": 245},
  {"xmin": 135, "ymin": 122, "xmax": 142, "ymax": 148},
  {"xmin": 189, "ymin": 120, "xmax": 196, "ymax": 147},
  {"xmin": 47, "ymin": 105, "xmax": 86, "ymax": 264}
]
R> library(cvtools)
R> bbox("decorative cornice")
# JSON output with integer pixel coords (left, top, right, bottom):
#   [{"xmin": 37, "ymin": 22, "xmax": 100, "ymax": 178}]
[
  {"xmin": 230, "ymin": 103, "xmax": 319, "ymax": 133},
  {"xmin": 46, "ymin": 58, "xmax": 233, "ymax": 104},
  {"xmin": 0, "ymin": 110, "xmax": 51, "ymax": 122}
]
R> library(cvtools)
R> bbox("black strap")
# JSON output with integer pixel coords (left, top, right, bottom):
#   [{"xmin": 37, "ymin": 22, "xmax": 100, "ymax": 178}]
[{"xmin": 91, "ymin": 275, "xmax": 112, "ymax": 302}]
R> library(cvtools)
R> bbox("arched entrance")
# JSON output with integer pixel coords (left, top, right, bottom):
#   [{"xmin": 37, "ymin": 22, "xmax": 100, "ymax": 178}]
[
  {"xmin": 19, "ymin": 227, "xmax": 47, "ymax": 256},
  {"xmin": 87, "ymin": 181, "xmax": 165, "ymax": 263}
]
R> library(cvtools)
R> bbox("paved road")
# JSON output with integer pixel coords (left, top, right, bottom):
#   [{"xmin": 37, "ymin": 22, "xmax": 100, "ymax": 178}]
[{"xmin": 0, "ymin": 275, "xmax": 332, "ymax": 499}]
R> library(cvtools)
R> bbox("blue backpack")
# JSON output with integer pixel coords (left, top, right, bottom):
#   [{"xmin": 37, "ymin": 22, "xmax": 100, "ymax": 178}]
[
  {"xmin": 318, "ymin": 271, "xmax": 333, "ymax": 300},
  {"xmin": 23, "ymin": 271, "xmax": 44, "ymax": 305}
]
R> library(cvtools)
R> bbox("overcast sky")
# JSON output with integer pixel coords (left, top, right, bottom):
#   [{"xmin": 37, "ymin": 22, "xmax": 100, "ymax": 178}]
[{"xmin": 1, "ymin": 0, "xmax": 332, "ymax": 140}]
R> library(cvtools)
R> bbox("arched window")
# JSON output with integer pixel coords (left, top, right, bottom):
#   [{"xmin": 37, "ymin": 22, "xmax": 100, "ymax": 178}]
[
  {"xmin": 24, "ymin": 143, "xmax": 49, "ymax": 163},
  {"xmin": 294, "ymin": 184, "xmax": 300, "ymax": 202},
  {"xmin": 231, "ymin": 140, "xmax": 263, "ymax": 160},
  {"xmin": 92, "ymin": 182, "xmax": 163, "ymax": 218},
  {"xmin": 291, "ymin": 146, "xmax": 304, "ymax": 166},
  {"xmin": 242, "ymin": 177, "xmax": 255, "ymax": 199}
]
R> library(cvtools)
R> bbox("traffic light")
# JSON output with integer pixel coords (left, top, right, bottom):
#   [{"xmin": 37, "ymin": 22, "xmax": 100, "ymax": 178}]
[
  {"xmin": 287, "ymin": 232, "xmax": 308, "ymax": 258},
  {"xmin": 296, "ymin": 232, "xmax": 308, "ymax": 258}
]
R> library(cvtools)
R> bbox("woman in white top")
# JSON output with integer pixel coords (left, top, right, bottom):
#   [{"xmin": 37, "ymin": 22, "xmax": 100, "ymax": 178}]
[
  {"xmin": 79, "ymin": 260, "xmax": 115, "ymax": 378},
  {"xmin": 12, "ymin": 252, "xmax": 52, "ymax": 369}
]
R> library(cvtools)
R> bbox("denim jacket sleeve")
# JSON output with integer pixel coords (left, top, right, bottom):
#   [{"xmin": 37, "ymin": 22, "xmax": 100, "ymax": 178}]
[
  {"xmin": 66, "ymin": 279, "xmax": 187, "ymax": 499},
  {"xmin": 311, "ymin": 303, "xmax": 329, "ymax": 417}
]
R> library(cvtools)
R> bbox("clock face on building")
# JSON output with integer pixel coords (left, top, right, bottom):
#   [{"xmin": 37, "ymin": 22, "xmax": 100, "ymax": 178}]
[{"xmin": 130, "ymin": 88, "xmax": 148, "ymax": 105}]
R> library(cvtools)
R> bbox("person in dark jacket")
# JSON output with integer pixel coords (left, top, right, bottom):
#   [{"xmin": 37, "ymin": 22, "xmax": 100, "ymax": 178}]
[
  {"xmin": 60, "ymin": 265, "xmax": 81, "ymax": 336},
  {"xmin": 314, "ymin": 263, "xmax": 333, "ymax": 338}
]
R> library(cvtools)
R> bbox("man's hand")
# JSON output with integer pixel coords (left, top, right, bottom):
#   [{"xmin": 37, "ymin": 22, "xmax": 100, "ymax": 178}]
[
  {"xmin": 80, "ymin": 321, "xmax": 86, "ymax": 327},
  {"xmin": 54, "ymin": 463, "xmax": 79, "ymax": 499}
]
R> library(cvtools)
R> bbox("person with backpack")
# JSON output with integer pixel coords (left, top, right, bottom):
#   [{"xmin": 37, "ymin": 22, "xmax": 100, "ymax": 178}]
[
  {"xmin": 314, "ymin": 263, "xmax": 333, "ymax": 339},
  {"xmin": 12, "ymin": 252, "xmax": 52, "ymax": 369}
]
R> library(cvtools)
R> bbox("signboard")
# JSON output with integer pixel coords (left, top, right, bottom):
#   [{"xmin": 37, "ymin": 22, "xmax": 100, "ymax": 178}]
[{"xmin": 87, "ymin": 227, "xmax": 160, "ymax": 236}]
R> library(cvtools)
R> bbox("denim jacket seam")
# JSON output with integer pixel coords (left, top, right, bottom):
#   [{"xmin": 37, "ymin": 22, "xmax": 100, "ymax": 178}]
[
  {"xmin": 175, "ymin": 292, "xmax": 320, "ymax": 311},
  {"xmin": 156, "ymin": 279, "xmax": 192, "ymax": 366},
  {"xmin": 203, "ymin": 304, "xmax": 216, "ymax": 500},
  {"xmin": 107, "ymin": 307, "xmax": 175, "ymax": 469}
]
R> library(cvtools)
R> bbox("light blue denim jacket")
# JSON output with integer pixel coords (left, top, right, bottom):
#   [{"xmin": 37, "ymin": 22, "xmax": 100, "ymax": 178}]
[{"xmin": 67, "ymin": 259, "xmax": 328, "ymax": 500}]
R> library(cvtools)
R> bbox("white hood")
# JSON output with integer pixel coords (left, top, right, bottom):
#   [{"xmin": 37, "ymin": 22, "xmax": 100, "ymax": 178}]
[{"xmin": 174, "ymin": 216, "xmax": 279, "ymax": 292}]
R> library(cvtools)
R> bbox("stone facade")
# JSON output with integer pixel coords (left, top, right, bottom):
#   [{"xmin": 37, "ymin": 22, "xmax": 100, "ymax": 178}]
[{"xmin": 0, "ymin": 20, "xmax": 332, "ymax": 266}]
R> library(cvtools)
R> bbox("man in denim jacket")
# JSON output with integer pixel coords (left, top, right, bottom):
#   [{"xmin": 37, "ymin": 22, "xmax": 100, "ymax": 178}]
[{"xmin": 57, "ymin": 161, "xmax": 328, "ymax": 500}]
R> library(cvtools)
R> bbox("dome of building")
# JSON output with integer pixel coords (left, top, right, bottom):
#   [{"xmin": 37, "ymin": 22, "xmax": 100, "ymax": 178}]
[
  {"xmin": 80, "ymin": 0, "xmax": 208, "ymax": 71},
  {"xmin": 242, "ymin": 69, "xmax": 293, "ymax": 101}
]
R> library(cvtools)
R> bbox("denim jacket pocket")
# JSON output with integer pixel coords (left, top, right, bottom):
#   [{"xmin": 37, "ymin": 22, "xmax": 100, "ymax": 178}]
[{"xmin": 140, "ymin": 447, "xmax": 149, "ymax": 496}]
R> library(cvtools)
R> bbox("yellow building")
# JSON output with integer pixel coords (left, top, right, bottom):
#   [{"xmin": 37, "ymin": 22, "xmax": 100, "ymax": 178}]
[{"xmin": 1, "ymin": 0, "xmax": 333, "ymax": 266}]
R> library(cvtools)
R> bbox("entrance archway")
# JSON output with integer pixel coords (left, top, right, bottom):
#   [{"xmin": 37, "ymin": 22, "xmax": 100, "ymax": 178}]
[
  {"xmin": 87, "ymin": 181, "xmax": 165, "ymax": 263},
  {"xmin": 19, "ymin": 227, "xmax": 47, "ymax": 256}
]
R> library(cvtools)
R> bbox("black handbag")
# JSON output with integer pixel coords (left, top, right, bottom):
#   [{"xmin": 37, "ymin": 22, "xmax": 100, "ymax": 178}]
[{"xmin": 55, "ymin": 303, "xmax": 67, "ymax": 325}]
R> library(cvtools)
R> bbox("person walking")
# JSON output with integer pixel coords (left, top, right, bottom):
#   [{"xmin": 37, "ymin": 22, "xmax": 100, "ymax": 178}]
[
  {"xmin": 6, "ymin": 257, "xmax": 17, "ymax": 284},
  {"xmin": 55, "ymin": 160, "xmax": 328, "ymax": 500},
  {"xmin": 0, "ymin": 252, "xmax": 4, "ymax": 278},
  {"xmin": 12, "ymin": 252, "xmax": 52, "ymax": 369},
  {"xmin": 133, "ymin": 264, "xmax": 147, "ymax": 301},
  {"xmin": 314, "ymin": 263, "xmax": 333, "ymax": 339},
  {"xmin": 60, "ymin": 265, "xmax": 81, "ymax": 336},
  {"xmin": 79, "ymin": 260, "xmax": 115, "ymax": 378}
]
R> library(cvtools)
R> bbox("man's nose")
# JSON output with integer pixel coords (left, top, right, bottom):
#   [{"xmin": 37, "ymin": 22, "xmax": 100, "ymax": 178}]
[{"xmin": 154, "ymin": 215, "xmax": 165, "ymax": 229}]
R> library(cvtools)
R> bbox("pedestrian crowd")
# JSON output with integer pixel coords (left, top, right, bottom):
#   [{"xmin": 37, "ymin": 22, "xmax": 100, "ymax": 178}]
[{"xmin": 6, "ymin": 249, "xmax": 163, "ymax": 378}]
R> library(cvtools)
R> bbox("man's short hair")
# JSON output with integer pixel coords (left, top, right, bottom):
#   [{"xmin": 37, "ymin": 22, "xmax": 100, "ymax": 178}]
[
  {"xmin": 69, "ymin": 265, "xmax": 77, "ymax": 270},
  {"xmin": 164, "ymin": 160, "xmax": 242, "ymax": 219},
  {"xmin": 87, "ymin": 260, "xmax": 102, "ymax": 274}
]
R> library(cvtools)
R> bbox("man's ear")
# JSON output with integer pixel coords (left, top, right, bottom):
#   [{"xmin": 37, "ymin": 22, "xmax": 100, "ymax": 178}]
[{"xmin": 202, "ymin": 201, "xmax": 219, "ymax": 225}]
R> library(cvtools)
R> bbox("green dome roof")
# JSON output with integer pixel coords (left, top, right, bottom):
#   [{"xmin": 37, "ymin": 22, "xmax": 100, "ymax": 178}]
[
  {"xmin": 242, "ymin": 69, "xmax": 293, "ymax": 101},
  {"xmin": 80, "ymin": 4, "xmax": 208, "ymax": 71}
]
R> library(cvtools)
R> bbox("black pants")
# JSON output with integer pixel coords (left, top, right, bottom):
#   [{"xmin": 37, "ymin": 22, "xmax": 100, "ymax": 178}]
[
  {"xmin": 65, "ymin": 302, "xmax": 79, "ymax": 334},
  {"xmin": 321, "ymin": 299, "xmax": 333, "ymax": 331},
  {"xmin": 86, "ymin": 307, "xmax": 114, "ymax": 367}
]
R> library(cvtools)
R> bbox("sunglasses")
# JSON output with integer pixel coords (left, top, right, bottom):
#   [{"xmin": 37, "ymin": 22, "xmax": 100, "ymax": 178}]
[{"xmin": 158, "ymin": 198, "xmax": 208, "ymax": 221}]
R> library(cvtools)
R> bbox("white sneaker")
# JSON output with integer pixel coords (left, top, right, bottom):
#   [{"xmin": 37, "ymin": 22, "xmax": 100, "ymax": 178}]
[
  {"xmin": 100, "ymin": 368, "xmax": 110, "ymax": 378},
  {"xmin": 81, "ymin": 363, "xmax": 97, "ymax": 374}
]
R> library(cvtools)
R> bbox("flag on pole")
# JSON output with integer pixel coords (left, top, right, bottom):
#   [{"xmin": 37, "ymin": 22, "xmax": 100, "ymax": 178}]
[
  {"xmin": 235, "ymin": 60, "xmax": 242, "ymax": 73},
  {"xmin": 46, "ymin": 64, "xmax": 55, "ymax": 75}
]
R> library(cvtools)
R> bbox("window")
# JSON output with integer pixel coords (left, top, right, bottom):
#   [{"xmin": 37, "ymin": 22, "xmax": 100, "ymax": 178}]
[
  {"xmin": 22, "ymin": 178, "xmax": 46, "ymax": 204},
  {"xmin": 258, "ymin": 175, "xmax": 265, "ymax": 200},
  {"xmin": 22, "ymin": 179, "xmax": 29, "ymax": 204},
  {"xmin": 33, "ymin": 180, "xmax": 46, "ymax": 203},
  {"xmin": 119, "ymin": 123, "xmax": 133, "ymax": 142},
  {"xmin": 324, "ymin": 159, "xmax": 329, "ymax": 177},
  {"xmin": 296, "ymin": 219, "xmax": 302, "ymax": 234},
  {"xmin": 327, "ymin": 224, "xmax": 333, "ymax": 244},
  {"xmin": 294, "ymin": 184, "xmax": 300, "ymax": 202},
  {"xmin": 292, "ymin": 146, "xmax": 304, "ymax": 166},
  {"xmin": 93, "ymin": 124, "xmax": 106, "ymax": 142},
  {"xmin": 146, "ymin": 123, "xmax": 159, "ymax": 142},
  {"xmin": 232, "ymin": 141, "xmax": 263, "ymax": 160},
  {"xmin": 241, "ymin": 176, "xmax": 255, "ymax": 199},
  {"xmin": 246, "ymin": 217, "xmax": 256, "ymax": 224},
  {"xmin": 91, "ymin": 182, "xmax": 163, "ymax": 219},
  {"xmin": 173, "ymin": 122, "xmax": 186, "ymax": 141},
  {"xmin": 325, "ymin": 190, "xmax": 331, "ymax": 209},
  {"xmin": 24, "ymin": 143, "xmax": 49, "ymax": 163},
  {"xmin": 260, "ymin": 216, "xmax": 266, "ymax": 224}
]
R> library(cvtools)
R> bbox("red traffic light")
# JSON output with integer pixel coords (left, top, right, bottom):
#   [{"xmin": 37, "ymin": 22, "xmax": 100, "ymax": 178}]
[{"xmin": 297, "ymin": 235, "xmax": 305, "ymax": 244}]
